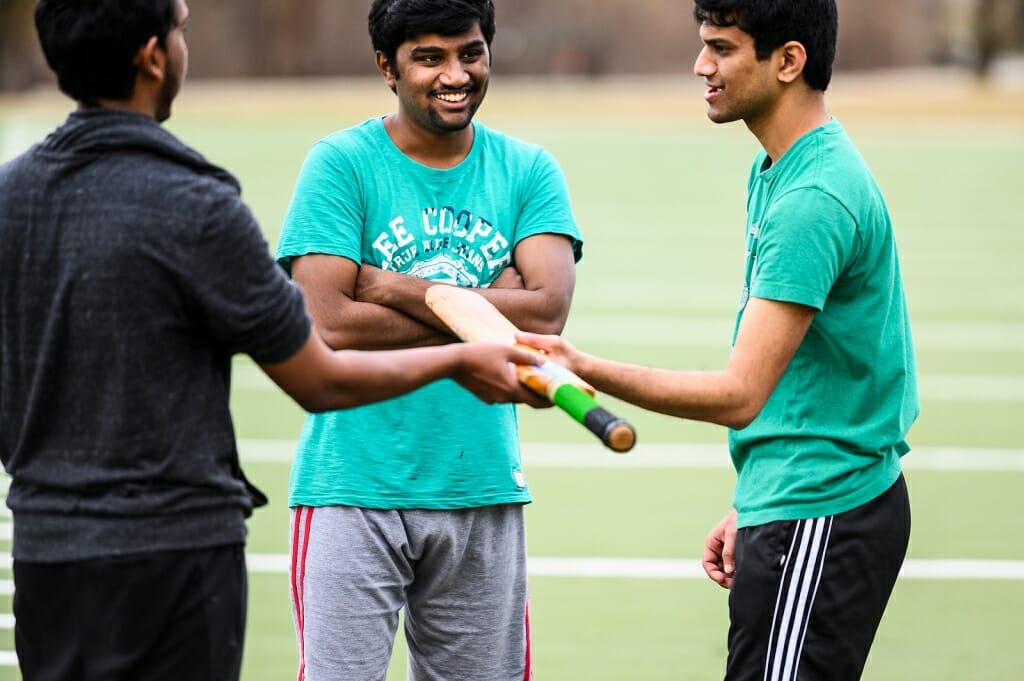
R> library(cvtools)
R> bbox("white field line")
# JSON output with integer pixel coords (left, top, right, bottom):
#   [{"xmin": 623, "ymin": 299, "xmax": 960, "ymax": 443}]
[
  {"xmin": 236, "ymin": 440, "xmax": 1024, "ymax": 583},
  {"xmin": 244, "ymin": 554, "xmax": 1024, "ymax": 581},
  {"xmin": 0, "ymin": 556, "xmax": 1015, "ymax": 653},
  {"xmin": 0, "ymin": 445, "xmax": 1020, "ymax": 668},
  {"xmin": 0, "ymin": 442, "xmax": 1020, "ymax": 657},
  {"xmin": 237, "ymin": 439, "xmax": 1024, "ymax": 472},
  {"xmin": 918, "ymin": 374, "xmax": 1024, "ymax": 401}
]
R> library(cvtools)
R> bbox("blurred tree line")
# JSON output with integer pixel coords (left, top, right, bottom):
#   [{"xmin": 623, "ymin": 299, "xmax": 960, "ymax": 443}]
[{"xmin": 1, "ymin": 0, "xmax": 1022, "ymax": 91}]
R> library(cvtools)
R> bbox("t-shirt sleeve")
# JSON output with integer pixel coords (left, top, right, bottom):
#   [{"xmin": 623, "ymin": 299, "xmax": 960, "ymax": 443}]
[
  {"xmin": 750, "ymin": 187, "xmax": 858, "ymax": 310},
  {"xmin": 515, "ymin": 147, "xmax": 583, "ymax": 262},
  {"xmin": 186, "ymin": 185, "xmax": 311, "ymax": 364},
  {"xmin": 276, "ymin": 139, "xmax": 364, "ymax": 274}
]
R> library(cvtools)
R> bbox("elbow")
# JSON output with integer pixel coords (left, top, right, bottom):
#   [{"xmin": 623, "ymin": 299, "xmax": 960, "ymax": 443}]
[
  {"xmin": 319, "ymin": 328, "xmax": 356, "ymax": 351},
  {"xmin": 534, "ymin": 318, "xmax": 567, "ymax": 335},
  {"xmin": 293, "ymin": 392, "xmax": 331, "ymax": 414},
  {"xmin": 301, "ymin": 397, "xmax": 333, "ymax": 414},
  {"xmin": 529, "ymin": 303, "xmax": 572, "ymax": 335},
  {"xmin": 516, "ymin": 293, "xmax": 572, "ymax": 335},
  {"xmin": 721, "ymin": 411, "xmax": 756, "ymax": 431},
  {"xmin": 292, "ymin": 388, "xmax": 357, "ymax": 414},
  {"xmin": 716, "ymin": 396, "xmax": 766, "ymax": 430},
  {"xmin": 516, "ymin": 310, "xmax": 567, "ymax": 335}
]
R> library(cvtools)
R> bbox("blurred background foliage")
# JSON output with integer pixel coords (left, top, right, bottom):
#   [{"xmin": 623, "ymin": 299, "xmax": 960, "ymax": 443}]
[{"xmin": 1, "ymin": 0, "xmax": 1023, "ymax": 90}]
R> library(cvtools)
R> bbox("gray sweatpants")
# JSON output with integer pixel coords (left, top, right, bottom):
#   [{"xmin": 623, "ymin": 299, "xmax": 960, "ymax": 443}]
[{"xmin": 290, "ymin": 505, "xmax": 531, "ymax": 681}]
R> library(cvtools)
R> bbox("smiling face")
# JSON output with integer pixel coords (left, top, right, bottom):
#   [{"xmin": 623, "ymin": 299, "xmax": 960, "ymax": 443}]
[
  {"xmin": 693, "ymin": 21, "xmax": 780, "ymax": 127},
  {"xmin": 380, "ymin": 23, "xmax": 490, "ymax": 137}
]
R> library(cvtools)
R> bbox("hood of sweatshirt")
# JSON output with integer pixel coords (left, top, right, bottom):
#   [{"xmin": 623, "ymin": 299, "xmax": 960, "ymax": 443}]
[{"xmin": 34, "ymin": 107, "xmax": 239, "ymax": 190}]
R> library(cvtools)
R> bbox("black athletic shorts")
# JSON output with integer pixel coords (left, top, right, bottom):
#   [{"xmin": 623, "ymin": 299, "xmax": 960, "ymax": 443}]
[
  {"xmin": 725, "ymin": 474, "xmax": 910, "ymax": 681},
  {"xmin": 13, "ymin": 543, "xmax": 247, "ymax": 681}
]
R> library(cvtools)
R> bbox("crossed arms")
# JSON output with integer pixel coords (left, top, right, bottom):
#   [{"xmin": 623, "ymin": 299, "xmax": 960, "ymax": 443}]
[{"xmin": 290, "ymin": 232, "xmax": 577, "ymax": 351}]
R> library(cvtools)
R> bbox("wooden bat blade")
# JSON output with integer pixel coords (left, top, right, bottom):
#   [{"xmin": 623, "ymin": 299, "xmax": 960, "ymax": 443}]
[
  {"xmin": 425, "ymin": 284, "xmax": 520, "ymax": 345},
  {"xmin": 425, "ymin": 284, "xmax": 636, "ymax": 453},
  {"xmin": 426, "ymin": 284, "xmax": 593, "ymax": 397}
]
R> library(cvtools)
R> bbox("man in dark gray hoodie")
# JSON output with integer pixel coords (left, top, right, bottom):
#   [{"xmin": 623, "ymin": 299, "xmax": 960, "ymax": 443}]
[{"xmin": 0, "ymin": 1, "xmax": 547, "ymax": 679}]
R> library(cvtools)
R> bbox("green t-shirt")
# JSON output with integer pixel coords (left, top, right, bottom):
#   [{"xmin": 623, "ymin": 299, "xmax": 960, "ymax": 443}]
[
  {"xmin": 276, "ymin": 118, "xmax": 582, "ymax": 509},
  {"xmin": 730, "ymin": 119, "xmax": 919, "ymax": 528}
]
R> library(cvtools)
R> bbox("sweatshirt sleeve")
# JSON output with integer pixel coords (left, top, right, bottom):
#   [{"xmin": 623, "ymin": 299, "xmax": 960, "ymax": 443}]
[{"xmin": 183, "ymin": 180, "xmax": 311, "ymax": 364}]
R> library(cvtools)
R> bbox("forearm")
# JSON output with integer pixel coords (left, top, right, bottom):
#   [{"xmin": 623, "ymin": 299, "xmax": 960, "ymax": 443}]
[
  {"xmin": 357, "ymin": 233, "xmax": 577, "ymax": 337},
  {"xmin": 290, "ymin": 255, "xmax": 453, "ymax": 350},
  {"xmin": 517, "ymin": 298, "xmax": 811, "ymax": 430},
  {"xmin": 357, "ymin": 268, "xmax": 568, "ymax": 336},
  {"xmin": 261, "ymin": 331, "xmax": 461, "ymax": 411},
  {"xmin": 473, "ymin": 285, "xmax": 570, "ymax": 335},
  {"xmin": 262, "ymin": 330, "xmax": 548, "ymax": 412},
  {"xmin": 481, "ymin": 235, "xmax": 576, "ymax": 334},
  {"xmin": 316, "ymin": 300, "xmax": 452, "ymax": 350},
  {"xmin": 574, "ymin": 353, "xmax": 757, "ymax": 429},
  {"xmin": 353, "ymin": 268, "xmax": 452, "ymax": 336},
  {"xmin": 308, "ymin": 346, "xmax": 465, "ymax": 410}
]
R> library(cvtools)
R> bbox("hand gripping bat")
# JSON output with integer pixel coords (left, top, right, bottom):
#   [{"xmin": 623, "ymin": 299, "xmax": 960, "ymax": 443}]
[{"xmin": 425, "ymin": 284, "xmax": 636, "ymax": 453}]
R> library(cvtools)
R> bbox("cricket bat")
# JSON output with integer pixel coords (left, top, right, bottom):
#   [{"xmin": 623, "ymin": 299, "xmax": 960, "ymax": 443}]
[{"xmin": 425, "ymin": 284, "xmax": 636, "ymax": 453}]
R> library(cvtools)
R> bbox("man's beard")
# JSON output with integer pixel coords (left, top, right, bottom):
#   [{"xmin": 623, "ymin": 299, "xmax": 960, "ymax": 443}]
[{"xmin": 155, "ymin": 68, "xmax": 180, "ymax": 123}]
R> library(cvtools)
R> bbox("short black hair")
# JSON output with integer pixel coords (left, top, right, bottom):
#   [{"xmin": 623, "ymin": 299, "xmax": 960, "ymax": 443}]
[
  {"xmin": 693, "ymin": 0, "xmax": 837, "ymax": 91},
  {"xmin": 368, "ymin": 0, "xmax": 496, "ymax": 67},
  {"xmin": 35, "ymin": 0, "xmax": 179, "ymax": 105}
]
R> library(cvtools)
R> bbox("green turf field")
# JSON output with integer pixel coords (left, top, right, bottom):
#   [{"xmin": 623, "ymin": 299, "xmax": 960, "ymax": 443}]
[{"xmin": 1, "ymin": 73, "xmax": 1023, "ymax": 679}]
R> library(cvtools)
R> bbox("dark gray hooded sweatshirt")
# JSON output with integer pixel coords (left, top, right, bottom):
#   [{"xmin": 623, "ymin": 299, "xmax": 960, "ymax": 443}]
[{"xmin": 0, "ymin": 108, "xmax": 310, "ymax": 561}]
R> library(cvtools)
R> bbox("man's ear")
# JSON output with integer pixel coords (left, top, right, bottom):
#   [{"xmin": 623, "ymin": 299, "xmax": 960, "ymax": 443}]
[
  {"xmin": 134, "ymin": 36, "xmax": 166, "ymax": 82},
  {"xmin": 777, "ymin": 40, "xmax": 807, "ymax": 85},
  {"xmin": 375, "ymin": 51, "xmax": 398, "ymax": 94}
]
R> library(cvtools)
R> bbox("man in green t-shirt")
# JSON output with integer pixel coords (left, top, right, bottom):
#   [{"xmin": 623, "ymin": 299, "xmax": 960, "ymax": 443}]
[
  {"xmin": 275, "ymin": 1, "xmax": 581, "ymax": 679},
  {"xmin": 519, "ymin": 1, "xmax": 918, "ymax": 679}
]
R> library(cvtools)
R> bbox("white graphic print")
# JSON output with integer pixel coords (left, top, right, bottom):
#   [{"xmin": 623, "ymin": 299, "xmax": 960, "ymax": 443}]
[
  {"xmin": 372, "ymin": 205, "xmax": 512, "ymax": 283},
  {"xmin": 406, "ymin": 254, "xmax": 481, "ymax": 287}
]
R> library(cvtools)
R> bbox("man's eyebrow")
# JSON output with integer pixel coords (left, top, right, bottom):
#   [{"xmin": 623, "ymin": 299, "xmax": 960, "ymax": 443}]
[
  {"xmin": 703, "ymin": 36, "xmax": 734, "ymax": 48},
  {"xmin": 409, "ymin": 39, "xmax": 486, "ymax": 55}
]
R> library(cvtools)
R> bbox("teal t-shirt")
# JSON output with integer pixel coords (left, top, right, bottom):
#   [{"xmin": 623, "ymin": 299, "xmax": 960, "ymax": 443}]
[
  {"xmin": 730, "ymin": 119, "xmax": 919, "ymax": 528},
  {"xmin": 277, "ymin": 118, "xmax": 582, "ymax": 509}
]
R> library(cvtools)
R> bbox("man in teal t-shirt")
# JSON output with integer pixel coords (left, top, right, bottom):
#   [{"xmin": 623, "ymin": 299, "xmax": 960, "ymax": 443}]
[
  {"xmin": 518, "ymin": 2, "xmax": 918, "ymax": 679},
  {"xmin": 728, "ymin": 117, "xmax": 917, "ymax": 528},
  {"xmin": 275, "ymin": 2, "xmax": 581, "ymax": 679}
]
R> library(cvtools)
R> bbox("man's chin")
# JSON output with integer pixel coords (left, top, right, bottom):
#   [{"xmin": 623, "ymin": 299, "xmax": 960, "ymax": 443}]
[
  {"xmin": 430, "ymin": 117, "xmax": 473, "ymax": 133},
  {"xmin": 706, "ymin": 109, "xmax": 739, "ymax": 125},
  {"xmin": 428, "ymin": 105, "xmax": 480, "ymax": 133}
]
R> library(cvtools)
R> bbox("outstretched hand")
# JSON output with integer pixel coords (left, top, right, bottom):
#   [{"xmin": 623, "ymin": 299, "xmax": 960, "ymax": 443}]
[
  {"xmin": 703, "ymin": 509, "xmax": 738, "ymax": 589},
  {"xmin": 454, "ymin": 342, "xmax": 552, "ymax": 409},
  {"xmin": 514, "ymin": 331, "xmax": 580, "ymax": 373}
]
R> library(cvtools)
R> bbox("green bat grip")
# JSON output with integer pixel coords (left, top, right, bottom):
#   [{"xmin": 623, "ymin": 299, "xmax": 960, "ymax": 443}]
[{"xmin": 550, "ymin": 383, "xmax": 637, "ymax": 453}]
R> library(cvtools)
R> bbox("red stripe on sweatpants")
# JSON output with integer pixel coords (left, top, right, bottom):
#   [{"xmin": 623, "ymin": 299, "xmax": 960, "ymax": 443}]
[
  {"xmin": 523, "ymin": 600, "xmax": 533, "ymax": 681},
  {"xmin": 291, "ymin": 507, "xmax": 314, "ymax": 681}
]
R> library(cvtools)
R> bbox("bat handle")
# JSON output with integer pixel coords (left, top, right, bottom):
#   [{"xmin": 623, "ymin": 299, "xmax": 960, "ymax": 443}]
[
  {"xmin": 537, "ymin": 374, "xmax": 637, "ymax": 453},
  {"xmin": 583, "ymin": 406, "xmax": 637, "ymax": 453}
]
